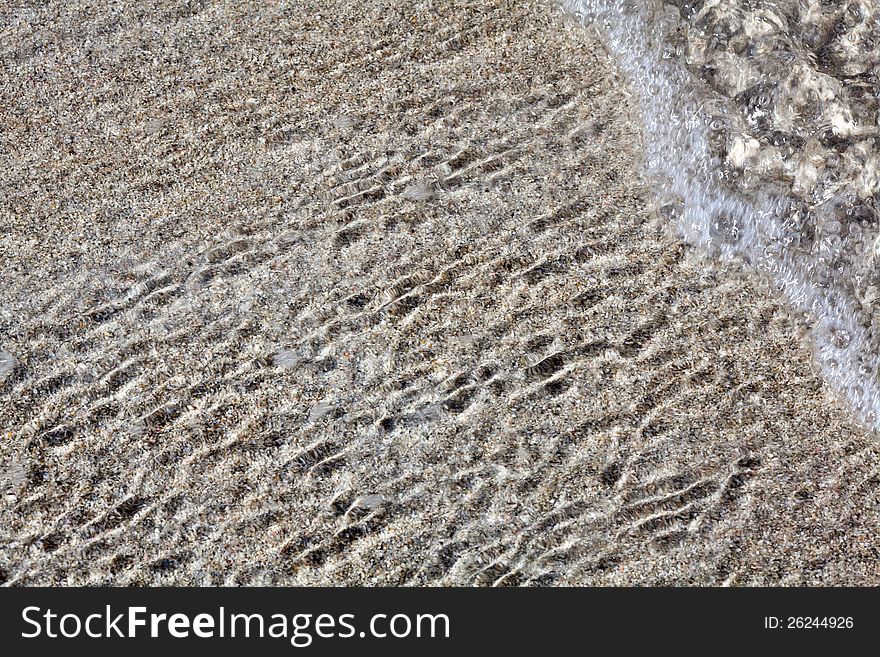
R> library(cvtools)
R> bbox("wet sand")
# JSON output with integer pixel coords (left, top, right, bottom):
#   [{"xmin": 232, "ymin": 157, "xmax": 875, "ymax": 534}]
[{"xmin": 1, "ymin": 0, "xmax": 879, "ymax": 585}]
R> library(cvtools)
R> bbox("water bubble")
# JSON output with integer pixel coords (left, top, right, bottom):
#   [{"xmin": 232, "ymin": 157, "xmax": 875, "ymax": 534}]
[
  {"xmin": 403, "ymin": 181, "xmax": 434, "ymax": 201},
  {"xmin": 0, "ymin": 351, "xmax": 16, "ymax": 382},
  {"xmin": 333, "ymin": 114, "xmax": 357, "ymax": 129},
  {"xmin": 564, "ymin": 0, "xmax": 880, "ymax": 430},
  {"xmin": 830, "ymin": 327, "xmax": 852, "ymax": 349},
  {"xmin": 308, "ymin": 401, "xmax": 335, "ymax": 421},
  {"xmin": 272, "ymin": 350, "xmax": 300, "ymax": 368},
  {"xmin": 711, "ymin": 213, "xmax": 741, "ymax": 244}
]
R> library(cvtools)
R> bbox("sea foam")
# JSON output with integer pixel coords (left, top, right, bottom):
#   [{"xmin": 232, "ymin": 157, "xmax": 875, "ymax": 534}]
[{"xmin": 563, "ymin": 0, "xmax": 880, "ymax": 430}]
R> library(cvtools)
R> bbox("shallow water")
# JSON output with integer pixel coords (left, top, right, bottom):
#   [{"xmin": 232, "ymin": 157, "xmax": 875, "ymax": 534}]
[
  {"xmin": 563, "ymin": 0, "xmax": 880, "ymax": 429},
  {"xmin": 4, "ymin": 0, "xmax": 880, "ymax": 586}
]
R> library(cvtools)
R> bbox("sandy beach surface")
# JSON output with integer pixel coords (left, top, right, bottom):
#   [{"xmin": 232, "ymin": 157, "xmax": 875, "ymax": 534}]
[{"xmin": 2, "ymin": 0, "xmax": 879, "ymax": 585}]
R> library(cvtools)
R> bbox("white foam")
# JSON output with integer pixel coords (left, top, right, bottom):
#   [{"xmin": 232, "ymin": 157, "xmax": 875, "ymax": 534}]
[{"xmin": 563, "ymin": 0, "xmax": 880, "ymax": 430}]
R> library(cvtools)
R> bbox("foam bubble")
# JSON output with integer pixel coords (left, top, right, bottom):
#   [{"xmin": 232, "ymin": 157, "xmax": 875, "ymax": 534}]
[
  {"xmin": 0, "ymin": 351, "xmax": 16, "ymax": 382},
  {"xmin": 564, "ymin": 0, "xmax": 880, "ymax": 430}
]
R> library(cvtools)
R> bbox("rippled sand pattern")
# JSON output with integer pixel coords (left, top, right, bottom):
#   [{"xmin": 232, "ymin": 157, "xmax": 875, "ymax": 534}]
[{"xmin": 1, "ymin": 0, "xmax": 879, "ymax": 585}]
